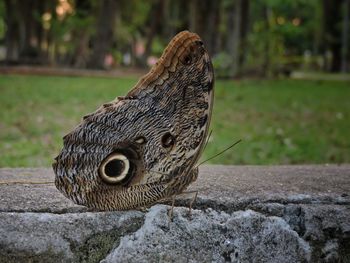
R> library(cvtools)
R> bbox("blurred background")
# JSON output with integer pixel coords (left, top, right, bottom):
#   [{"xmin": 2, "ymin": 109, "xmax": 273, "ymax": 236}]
[
  {"xmin": 0, "ymin": 0, "xmax": 349, "ymax": 167},
  {"xmin": 1, "ymin": 0, "xmax": 350, "ymax": 75}
]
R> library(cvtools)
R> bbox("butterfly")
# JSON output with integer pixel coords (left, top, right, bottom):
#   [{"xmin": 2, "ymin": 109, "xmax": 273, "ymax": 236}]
[{"xmin": 53, "ymin": 31, "xmax": 214, "ymax": 210}]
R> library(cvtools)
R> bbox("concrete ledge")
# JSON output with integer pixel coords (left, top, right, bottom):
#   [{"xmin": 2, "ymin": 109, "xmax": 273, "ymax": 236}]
[{"xmin": 1, "ymin": 165, "xmax": 349, "ymax": 262}]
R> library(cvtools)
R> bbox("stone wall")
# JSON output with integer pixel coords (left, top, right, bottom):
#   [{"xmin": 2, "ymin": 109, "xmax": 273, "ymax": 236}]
[{"xmin": 0, "ymin": 165, "xmax": 349, "ymax": 262}]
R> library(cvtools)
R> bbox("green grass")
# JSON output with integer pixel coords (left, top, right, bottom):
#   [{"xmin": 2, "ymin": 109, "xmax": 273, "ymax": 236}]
[{"xmin": 0, "ymin": 74, "xmax": 349, "ymax": 167}]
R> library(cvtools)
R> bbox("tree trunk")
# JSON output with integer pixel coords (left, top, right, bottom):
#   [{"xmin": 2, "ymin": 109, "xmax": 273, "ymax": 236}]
[
  {"xmin": 88, "ymin": 0, "xmax": 118, "ymax": 69},
  {"xmin": 341, "ymin": 0, "xmax": 350, "ymax": 72},
  {"xmin": 4, "ymin": 0, "xmax": 45, "ymax": 64},
  {"xmin": 18, "ymin": 0, "xmax": 42, "ymax": 63},
  {"xmin": 70, "ymin": 0, "xmax": 93, "ymax": 68},
  {"xmin": 239, "ymin": 0, "xmax": 250, "ymax": 68},
  {"xmin": 323, "ymin": 0, "xmax": 343, "ymax": 72},
  {"xmin": 162, "ymin": 0, "xmax": 186, "ymax": 41},
  {"xmin": 189, "ymin": 0, "xmax": 220, "ymax": 56},
  {"xmin": 140, "ymin": 0, "xmax": 164, "ymax": 67},
  {"xmin": 4, "ymin": 0, "xmax": 19, "ymax": 63},
  {"xmin": 226, "ymin": 0, "xmax": 242, "ymax": 78},
  {"xmin": 262, "ymin": 5, "xmax": 271, "ymax": 77}
]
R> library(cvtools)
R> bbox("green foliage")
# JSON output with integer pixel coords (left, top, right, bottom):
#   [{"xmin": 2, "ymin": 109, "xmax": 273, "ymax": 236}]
[
  {"xmin": 0, "ymin": 75, "xmax": 349, "ymax": 167},
  {"xmin": 48, "ymin": 4, "xmax": 96, "ymax": 58},
  {"xmin": 212, "ymin": 52, "xmax": 233, "ymax": 78},
  {"xmin": 151, "ymin": 36, "xmax": 167, "ymax": 57},
  {"xmin": 118, "ymin": 0, "xmax": 152, "ymax": 40},
  {"xmin": 245, "ymin": 0, "xmax": 321, "ymax": 75}
]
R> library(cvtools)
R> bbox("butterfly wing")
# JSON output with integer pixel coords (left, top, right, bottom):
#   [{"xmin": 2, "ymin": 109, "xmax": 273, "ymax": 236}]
[{"xmin": 53, "ymin": 31, "xmax": 214, "ymax": 210}]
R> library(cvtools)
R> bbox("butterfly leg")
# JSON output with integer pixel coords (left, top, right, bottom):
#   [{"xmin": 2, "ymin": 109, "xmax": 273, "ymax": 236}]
[
  {"xmin": 166, "ymin": 190, "xmax": 198, "ymax": 220},
  {"xmin": 188, "ymin": 191, "xmax": 198, "ymax": 217},
  {"xmin": 169, "ymin": 190, "xmax": 199, "ymax": 217},
  {"xmin": 138, "ymin": 207, "xmax": 149, "ymax": 213},
  {"xmin": 167, "ymin": 195, "xmax": 176, "ymax": 221}
]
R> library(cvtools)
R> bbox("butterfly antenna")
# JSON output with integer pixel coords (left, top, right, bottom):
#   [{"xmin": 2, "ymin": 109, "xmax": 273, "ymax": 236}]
[
  {"xmin": 196, "ymin": 139, "xmax": 242, "ymax": 167},
  {"xmin": 0, "ymin": 181, "xmax": 54, "ymax": 185}
]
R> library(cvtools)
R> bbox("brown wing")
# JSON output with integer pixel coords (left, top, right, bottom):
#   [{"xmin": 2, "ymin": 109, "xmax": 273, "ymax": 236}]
[{"xmin": 53, "ymin": 31, "xmax": 214, "ymax": 210}]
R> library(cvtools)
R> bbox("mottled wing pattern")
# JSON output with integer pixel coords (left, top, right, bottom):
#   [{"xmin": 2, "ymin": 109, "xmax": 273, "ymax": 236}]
[{"xmin": 53, "ymin": 31, "xmax": 214, "ymax": 210}]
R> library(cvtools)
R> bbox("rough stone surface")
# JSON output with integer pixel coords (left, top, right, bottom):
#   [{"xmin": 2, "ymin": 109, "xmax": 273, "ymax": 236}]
[
  {"xmin": 0, "ymin": 211, "xmax": 144, "ymax": 263},
  {"xmin": 102, "ymin": 205, "xmax": 310, "ymax": 263},
  {"xmin": 0, "ymin": 165, "xmax": 349, "ymax": 262}
]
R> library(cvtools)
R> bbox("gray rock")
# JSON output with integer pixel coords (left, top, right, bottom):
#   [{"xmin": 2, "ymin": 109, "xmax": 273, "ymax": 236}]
[
  {"xmin": 0, "ymin": 211, "xmax": 144, "ymax": 263},
  {"xmin": 322, "ymin": 239, "xmax": 340, "ymax": 263},
  {"xmin": 0, "ymin": 165, "xmax": 349, "ymax": 262},
  {"xmin": 103, "ymin": 205, "xmax": 310, "ymax": 263}
]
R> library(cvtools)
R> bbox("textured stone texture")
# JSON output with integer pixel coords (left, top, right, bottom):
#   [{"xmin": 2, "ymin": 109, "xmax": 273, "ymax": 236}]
[
  {"xmin": 102, "ymin": 206, "xmax": 310, "ymax": 263},
  {"xmin": 0, "ymin": 165, "xmax": 349, "ymax": 262},
  {"xmin": 0, "ymin": 211, "xmax": 144, "ymax": 263}
]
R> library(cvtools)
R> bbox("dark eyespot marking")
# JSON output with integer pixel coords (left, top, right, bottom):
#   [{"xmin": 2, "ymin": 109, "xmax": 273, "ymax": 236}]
[
  {"xmin": 184, "ymin": 54, "xmax": 192, "ymax": 65},
  {"xmin": 99, "ymin": 153, "xmax": 129, "ymax": 184},
  {"xmin": 196, "ymin": 40, "xmax": 204, "ymax": 47},
  {"xmin": 161, "ymin": 132, "xmax": 176, "ymax": 148},
  {"xmin": 105, "ymin": 159, "xmax": 125, "ymax": 177}
]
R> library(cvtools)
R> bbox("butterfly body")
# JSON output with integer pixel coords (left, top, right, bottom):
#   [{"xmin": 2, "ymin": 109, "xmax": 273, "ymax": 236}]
[{"xmin": 53, "ymin": 31, "xmax": 214, "ymax": 210}]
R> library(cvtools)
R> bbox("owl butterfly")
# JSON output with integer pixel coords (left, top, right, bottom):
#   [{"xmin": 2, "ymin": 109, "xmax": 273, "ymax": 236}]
[{"xmin": 53, "ymin": 31, "xmax": 214, "ymax": 210}]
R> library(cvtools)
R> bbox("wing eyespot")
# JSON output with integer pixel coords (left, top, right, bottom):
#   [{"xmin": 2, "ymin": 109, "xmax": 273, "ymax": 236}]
[
  {"xmin": 184, "ymin": 54, "xmax": 192, "ymax": 65},
  {"xmin": 161, "ymin": 132, "xmax": 176, "ymax": 148},
  {"xmin": 99, "ymin": 153, "xmax": 130, "ymax": 184}
]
